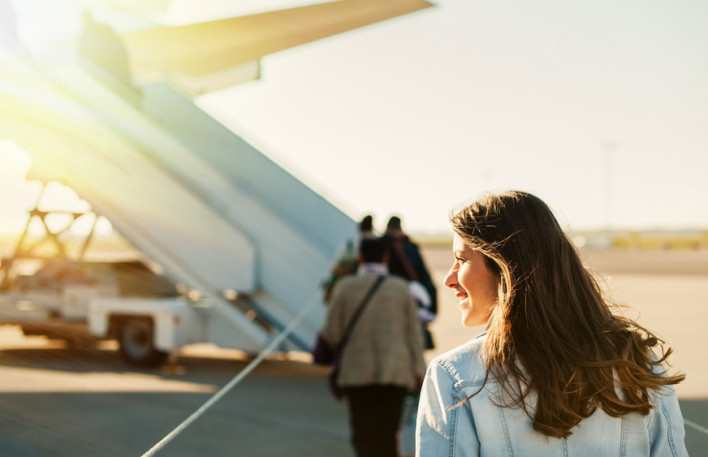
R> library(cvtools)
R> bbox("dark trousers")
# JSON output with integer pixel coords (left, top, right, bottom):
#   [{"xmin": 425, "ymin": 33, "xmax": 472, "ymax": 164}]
[{"xmin": 345, "ymin": 385, "xmax": 407, "ymax": 457}]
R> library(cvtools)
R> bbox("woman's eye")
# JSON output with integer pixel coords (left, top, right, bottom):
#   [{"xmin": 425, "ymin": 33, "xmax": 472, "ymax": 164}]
[{"xmin": 455, "ymin": 256, "xmax": 466, "ymax": 264}]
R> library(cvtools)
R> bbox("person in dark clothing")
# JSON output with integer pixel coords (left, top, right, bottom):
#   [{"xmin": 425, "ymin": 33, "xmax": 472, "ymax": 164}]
[{"xmin": 382, "ymin": 216, "xmax": 437, "ymax": 349}]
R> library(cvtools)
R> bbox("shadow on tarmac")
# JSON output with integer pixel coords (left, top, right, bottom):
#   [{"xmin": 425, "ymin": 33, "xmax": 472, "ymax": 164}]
[
  {"xmin": 0, "ymin": 344, "xmax": 706, "ymax": 456},
  {"xmin": 678, "ymin": 398, "xmax": 708, "ymax": 456},
  {"xmin": 0, "ymin": 345, "xmax": 354, "ymax": 457}
]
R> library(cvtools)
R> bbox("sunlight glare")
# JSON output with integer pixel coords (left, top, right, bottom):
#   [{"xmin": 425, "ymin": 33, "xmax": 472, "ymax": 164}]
[{"xmin": 0, "ymin": 141, "xmax": 113, "ymax": 237}]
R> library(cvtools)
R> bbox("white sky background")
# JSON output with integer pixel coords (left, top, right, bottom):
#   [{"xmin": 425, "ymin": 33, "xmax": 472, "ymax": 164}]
[
  {"xmin": 2, "ymin": 0, "xmax": 708, "ymax": 235},
  {"xmin": 198, "ymin": 0, "xmax": 708, "ymax": 234}
]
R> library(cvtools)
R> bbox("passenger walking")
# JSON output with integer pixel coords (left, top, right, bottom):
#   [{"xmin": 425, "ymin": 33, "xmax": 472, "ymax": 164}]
[
  {"xmin": 320, "ymin": 237, "xmax": 425, "ymax": 457},
  {"xmin": 382, "ymin": 216, "xmax": 438, "ymax": 349},
  {"xmin": 323, "ymin": 214, "xmax": 377, "ymax": 302},
  {"xmin": 416, "ymin": 190, "xmax": 687, "ymax": 456},
  {"xmin": 383, "ymin": 216, "xmax": 437, "ymax": 313}
]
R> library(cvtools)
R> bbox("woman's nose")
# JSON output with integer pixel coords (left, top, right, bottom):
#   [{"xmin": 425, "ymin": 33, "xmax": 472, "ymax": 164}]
[{"xmin": 443, "ymin": 265, "xmax": 457, "ymax": 289}]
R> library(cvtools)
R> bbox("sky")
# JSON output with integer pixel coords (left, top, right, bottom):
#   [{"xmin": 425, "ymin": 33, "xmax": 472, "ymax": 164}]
[{"xmin": 2, "ymin": 0, "xmax": 708, "ymax": 236}]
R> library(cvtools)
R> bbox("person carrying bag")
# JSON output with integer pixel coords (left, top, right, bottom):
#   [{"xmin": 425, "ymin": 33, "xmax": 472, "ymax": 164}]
[
  {"xmin": 312, "ymin": 274, "xmax": 385, "ymax": 400},
  {"xmin": 316, "ymin": 237, "xmax": 426, "ymax": 457}
]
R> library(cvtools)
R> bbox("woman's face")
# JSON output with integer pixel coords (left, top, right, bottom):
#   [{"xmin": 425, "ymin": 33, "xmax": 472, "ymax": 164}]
[{"xmin": 444, "ymin": 233, "xmax": 500, "ymax": 327}]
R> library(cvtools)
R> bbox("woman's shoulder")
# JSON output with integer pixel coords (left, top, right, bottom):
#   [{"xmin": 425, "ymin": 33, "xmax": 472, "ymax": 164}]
[{"xmin": 428, "ymin": 332, "xmax": 489, "ymax": 390}]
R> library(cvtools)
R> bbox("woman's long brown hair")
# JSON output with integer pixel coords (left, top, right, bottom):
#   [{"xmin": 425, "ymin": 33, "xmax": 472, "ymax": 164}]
[{"xmin": 451, "ymin": 190, "xmax": 684, "ymax": 438}]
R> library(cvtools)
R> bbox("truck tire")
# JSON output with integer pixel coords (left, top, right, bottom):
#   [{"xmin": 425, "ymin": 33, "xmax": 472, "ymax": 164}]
[{"xmin": 118, "ymin": 317, "xmax": 167, "ymax": 367}]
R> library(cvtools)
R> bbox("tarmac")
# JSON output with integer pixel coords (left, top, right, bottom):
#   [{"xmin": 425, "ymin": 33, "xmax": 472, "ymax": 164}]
[{"xmin": 0, "ymin": 246, "xmax": 706, "ymax": 456}]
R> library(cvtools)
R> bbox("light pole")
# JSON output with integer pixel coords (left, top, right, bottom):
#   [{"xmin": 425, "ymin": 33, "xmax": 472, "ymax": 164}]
[{"xmin": 603, "ymin": 141, "xmax": 617, "ymax": 243}]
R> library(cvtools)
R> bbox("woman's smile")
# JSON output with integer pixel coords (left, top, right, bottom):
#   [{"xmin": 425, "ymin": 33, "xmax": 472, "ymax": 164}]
[{"xmin": 444, "ymin": 234, "xmax": 499, "ymax": 327}]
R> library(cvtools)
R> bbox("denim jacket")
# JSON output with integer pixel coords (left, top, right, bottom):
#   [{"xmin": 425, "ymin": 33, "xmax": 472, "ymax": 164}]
[{"xmin": 416, "ymin": 333, "xmax": 688, "ymax": 457}]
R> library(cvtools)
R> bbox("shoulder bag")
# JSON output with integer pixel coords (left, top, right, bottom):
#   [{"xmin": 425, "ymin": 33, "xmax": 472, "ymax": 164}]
[{"xmin": 313, "ymin": 275, "xmax": 385, "ymax": 400}]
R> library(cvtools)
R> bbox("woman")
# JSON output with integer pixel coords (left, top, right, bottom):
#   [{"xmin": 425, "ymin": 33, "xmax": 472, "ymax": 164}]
[{"xmin": 416, "ymin": 191, "xmax": 687, "ymax": 456}]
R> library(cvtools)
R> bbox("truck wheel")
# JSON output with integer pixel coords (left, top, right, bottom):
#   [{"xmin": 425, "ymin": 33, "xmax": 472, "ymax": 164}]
[{"xmin": 118, "ymin": 317, "xmax": 167, "ymax": 367}]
